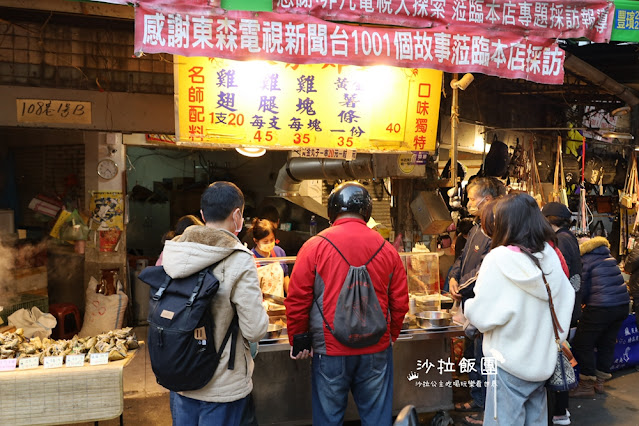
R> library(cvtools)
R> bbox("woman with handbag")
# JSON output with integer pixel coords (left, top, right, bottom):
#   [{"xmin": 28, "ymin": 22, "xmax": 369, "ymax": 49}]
[
  {"xmin": 570, "ymin": 236, "xmax": 630, "ymax": 398},
  {"xmin": 464, "ymin": 193, "xmax": 575, "ymax": 425}
]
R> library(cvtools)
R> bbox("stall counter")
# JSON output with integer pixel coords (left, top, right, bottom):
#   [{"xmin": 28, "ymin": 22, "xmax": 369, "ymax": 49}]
[
  {"xmin": 252, "ymin": 326, "xmax": 463, "ymax": 425},
  {"xmin": 0, "ymin": 349, "xmax": 138, "ymax": 426},
  {"xmin": 252, "ymin": 251, "xmax": 456, "ymax": 424}
]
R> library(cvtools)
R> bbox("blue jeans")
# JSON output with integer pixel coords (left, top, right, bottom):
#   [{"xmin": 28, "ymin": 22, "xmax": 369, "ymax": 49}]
[
  {"xmin": 311, "ymin": 346, "xmax": 393, "ymax": 426},
  {"xmin": 170, "ymin": 391, "xmax": 248, "ymax": 426},
  {"xmin": 484, "ymin": 368, "xmax": 547, "ymax": 426},
  {"xmin": 469, "ymin": 333, "xmax": 486, "ymax": 408}
]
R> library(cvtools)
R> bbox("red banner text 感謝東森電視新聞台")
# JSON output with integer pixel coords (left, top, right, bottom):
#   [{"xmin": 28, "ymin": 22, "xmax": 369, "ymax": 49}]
[
  {"xmin": 131, "ymin": 0, "xmax": 615, "ymax": 84},
  {"xmin": 130, "ymin": 0, "xmax": 614, "ymax": 43},
  {"xmin": 135, "ymin": 7, "xmax": 574, "ymax": 84}
]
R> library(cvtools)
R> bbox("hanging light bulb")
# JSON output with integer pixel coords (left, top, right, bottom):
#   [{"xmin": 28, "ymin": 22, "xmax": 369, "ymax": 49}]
[
  {"xmin": 235, "ymin": 146, "xmax": 266, "ymax": 157},
  {"xmin": 611, "ymin": 106, "xmax": 631, "ymax": 117},
  {"xmin": 601, "ymin": 131, "xmax": 634, "ymax": 140}
]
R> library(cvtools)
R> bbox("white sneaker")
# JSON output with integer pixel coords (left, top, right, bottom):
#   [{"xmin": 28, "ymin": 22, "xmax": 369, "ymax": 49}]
[{"xmin": 552, "ymin": 415, "xmax": 571, "ymax": 425}]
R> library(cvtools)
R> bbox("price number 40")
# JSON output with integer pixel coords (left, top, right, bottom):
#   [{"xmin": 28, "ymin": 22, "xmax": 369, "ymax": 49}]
[{"xmin": 386, "ymin": 123, "xmax": 401, "ymax": 133}]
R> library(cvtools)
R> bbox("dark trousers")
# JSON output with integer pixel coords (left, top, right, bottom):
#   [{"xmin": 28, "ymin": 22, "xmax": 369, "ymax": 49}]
[
  {"xmin": 572, "ymin": 304, "xmax": 629, "ymax": 376},
  {"xmin": 170, "ymin": 392, "xmax": 248, "ymax": 426},
  {"xmin": 469, "ymin": 333, "xmax": 486, "ymax": 408},
  {"xmin": 549, "ymin": 390, "xmax": 569, "ymax": 417},
  {"xmin": 311, "ymin": 346, "xmax": 393, "ymax": 426}
]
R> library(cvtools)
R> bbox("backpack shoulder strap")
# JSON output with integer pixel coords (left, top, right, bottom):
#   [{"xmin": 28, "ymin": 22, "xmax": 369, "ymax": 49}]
[
  {"xmin": 217, "ymin": 311, "xmax": 239, "ymax": 370},
  {"xmin": 318, "ymin": 235, "xmax": 387, "ymax": 267},
  {"xmin": 152, "ymin": 273, "xmax": 173, "ymax": 301},
  {"xmin": 317, "ymin": 235, "xmax": 350, "ymax": 264},
  {"xmin": 187, "ymin": 269, "xmax": 210, "ymax": 306},
  {"xmin": 365, "ymin": 240, "xmax": 387, "ymax": 266}
]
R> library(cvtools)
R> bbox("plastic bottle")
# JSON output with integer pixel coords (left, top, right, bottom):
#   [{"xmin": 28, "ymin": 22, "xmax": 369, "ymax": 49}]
[{"xmin": 309, "ymin": 215, "xmax": 317, "ymax": 236}]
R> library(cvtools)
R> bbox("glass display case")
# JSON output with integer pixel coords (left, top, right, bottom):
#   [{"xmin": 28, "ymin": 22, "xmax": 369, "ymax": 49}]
[
  {"xmin": 400, "ymin": 251, "xmax": 441, "ymax": 312},
  {"xmin": 252, "ymin": 251, "xmax": 445, "ymax": 334}
]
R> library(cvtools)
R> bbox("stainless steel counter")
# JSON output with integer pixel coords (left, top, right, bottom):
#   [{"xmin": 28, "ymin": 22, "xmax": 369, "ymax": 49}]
[
  {"xmin": 258, "ymin": 324, "xmax": 462, "ymax": 352},
  {"xmin": 252, "ymin": 325, "xmax": 463, "ymax": 425}
]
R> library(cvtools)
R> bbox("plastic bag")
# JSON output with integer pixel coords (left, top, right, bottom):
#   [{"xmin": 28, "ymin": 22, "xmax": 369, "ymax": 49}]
[
  {"xmin": 8, "ymin": 307, "xmax": 57, "ymax": 339},
  {"xmin": 79, "ymin": 277, "xmax": 128, "ymax": 337},
  {"xmin": 611, "ymin": 313, "xmax": 639, "ymax": 371},
  {"xmin": 59, "ymin": 209, "xmax": 89, "ymax": 241},
  {"xmin": 451, "ymin": 301, "xmax": 465, "ymax": 325}
]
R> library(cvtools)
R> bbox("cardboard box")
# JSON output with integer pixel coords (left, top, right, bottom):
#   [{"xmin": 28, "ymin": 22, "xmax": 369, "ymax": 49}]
[{"xmin": 410, "ymin": 191, "xmax": 453, "ymax": 235}]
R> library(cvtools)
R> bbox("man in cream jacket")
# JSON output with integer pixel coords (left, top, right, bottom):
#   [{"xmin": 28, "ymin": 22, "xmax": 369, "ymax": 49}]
[{"xmin": 162, "ymin": 181, "xmax": 268, "ymax": 425}]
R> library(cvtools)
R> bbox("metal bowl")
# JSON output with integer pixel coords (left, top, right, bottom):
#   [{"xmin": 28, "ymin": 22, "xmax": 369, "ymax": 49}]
[
  {"xmin": 402, "ymin": 315, "xmax": 411, "ymax": 330},
  {"xmin": 416, "ymin": 311, "xmax": 452, "ymax": 328},
  {"xmin": 266, "ymin": 323, "xmax": 284, "ymax": 339}
]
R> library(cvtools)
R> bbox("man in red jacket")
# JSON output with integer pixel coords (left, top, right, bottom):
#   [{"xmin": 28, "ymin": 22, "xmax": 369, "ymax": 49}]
[{"xmin": 285, "ymin": 181, "xmax": 408, "ymax": 426}]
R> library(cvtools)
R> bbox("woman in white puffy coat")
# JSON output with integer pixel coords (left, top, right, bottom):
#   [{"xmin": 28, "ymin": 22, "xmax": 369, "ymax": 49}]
[{"xmin": 465, "ymin": 193, "xmax": 575, "ymax": 426}]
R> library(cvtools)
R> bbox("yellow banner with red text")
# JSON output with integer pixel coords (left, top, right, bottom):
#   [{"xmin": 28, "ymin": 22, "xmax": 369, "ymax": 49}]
[{"xmin": 175, "ymin": 57, "xmax": 442, "ymax": 153}]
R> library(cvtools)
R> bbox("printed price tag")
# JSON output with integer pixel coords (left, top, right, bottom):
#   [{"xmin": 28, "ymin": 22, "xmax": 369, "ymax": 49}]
[
  {"xmin": 18, "ymin": 357, "xmax": 39, "ymax": 370},
  {"xmin": 43, "ymin": 356, "xmax": 64, "ymax": 369},
  {"xmin": 90, "ymin": 352, "xmax": 109, "ymax": 365},
  {"xmin": 0, "ymin": 358, "xmax": 17, "ymax": 371},
  {"xmin": 65, "ymin": 354, "xmax": 85, "ymax": 368}
]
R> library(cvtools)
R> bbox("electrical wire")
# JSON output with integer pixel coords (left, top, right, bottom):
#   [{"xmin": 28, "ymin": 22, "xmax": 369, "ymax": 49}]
[{"xmin": 125, "ymin": 154, "xmax": 136, "ymax": 172}]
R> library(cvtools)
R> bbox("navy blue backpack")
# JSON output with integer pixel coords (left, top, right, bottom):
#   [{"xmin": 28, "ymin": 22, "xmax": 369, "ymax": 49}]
[{"xmin": 138, "ymin": 265, "xmax": 238, "ymax": 392}]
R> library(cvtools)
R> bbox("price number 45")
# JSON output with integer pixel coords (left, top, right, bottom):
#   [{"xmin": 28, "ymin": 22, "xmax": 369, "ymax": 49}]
[{"xmin": 253, "ymin": 130, "xmax": 273, "ymax": 142}]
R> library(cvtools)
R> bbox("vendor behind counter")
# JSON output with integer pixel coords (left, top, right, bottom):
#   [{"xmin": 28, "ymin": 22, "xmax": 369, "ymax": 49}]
[{"xmin": 240, "ymin": 205, "xmax": 308, "ymax": 255}]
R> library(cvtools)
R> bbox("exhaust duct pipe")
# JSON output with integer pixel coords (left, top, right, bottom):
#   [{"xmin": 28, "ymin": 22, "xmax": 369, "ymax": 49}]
[{"xmin": 275, "ymin": 154, "xmax": 374, "ymax": 196}]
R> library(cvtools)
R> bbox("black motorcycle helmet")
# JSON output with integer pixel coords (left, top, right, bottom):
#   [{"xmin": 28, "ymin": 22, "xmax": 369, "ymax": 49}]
[{"xmin": 327, "ymin": 181, "xmax": 373, "ymax": 223}]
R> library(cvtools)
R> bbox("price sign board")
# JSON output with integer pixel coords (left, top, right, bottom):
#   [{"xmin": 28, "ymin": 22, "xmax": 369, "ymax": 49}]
[{"xmin": 175, "ymin": 57, "xmax": 442, "ymax": 152}]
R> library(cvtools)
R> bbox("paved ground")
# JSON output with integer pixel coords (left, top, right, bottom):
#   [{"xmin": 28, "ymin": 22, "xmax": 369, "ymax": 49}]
[
  {"xmin": 61, "ymin": 327, "xmax": 639, "ymax": 425},
  {"xmin": 426, "ymin": 366, "xmax": 639, "ymax": 426}
]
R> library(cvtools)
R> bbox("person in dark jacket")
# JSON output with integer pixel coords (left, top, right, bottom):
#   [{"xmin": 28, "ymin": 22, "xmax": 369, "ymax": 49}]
[
  {"xmin": 541, "ymin": 202, "xmax": 582, "ymax": 426},
  {"xmin": 571, "ymin": 236, "xmax": 630, "ymax": 399},
  {"xmin": 624, "ymin": 242, "xmax": 639, "ymax": 329},
  {"xmin": 449, "ymin": 177, "xmax": 507, "ymax": 305},
  {"xmin": 448, "ymin": 177, "xmax": 506, "ymax": 419},
  {"xmin": 454, "ymin": 217, "xmax": 475, "ymax": 260},
  {"xmin": 542, "ymin": 203, "xmax": 583, "ymax": 326}
]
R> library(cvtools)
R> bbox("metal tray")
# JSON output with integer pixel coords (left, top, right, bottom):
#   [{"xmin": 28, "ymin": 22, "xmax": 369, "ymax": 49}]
[
  {"xmin": 401, "ymin": 322, "xmax": 462, "ymax": 333},
  {"xmin": 259, "ymin": 337, "xmax": 289, "ymax": 345}
]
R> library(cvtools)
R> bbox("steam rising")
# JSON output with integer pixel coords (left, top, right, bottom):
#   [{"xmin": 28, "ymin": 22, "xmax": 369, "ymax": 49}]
[
  {"xmin": 0, "ymin": 242, "xmax": 16, "ymax": 306},
  {"xmin": 0, "ymin": 240, "xmax": 48, "ymax": 308}
]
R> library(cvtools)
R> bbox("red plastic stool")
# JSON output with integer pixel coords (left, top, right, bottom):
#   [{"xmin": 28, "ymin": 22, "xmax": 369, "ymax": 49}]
[{"xmin": 49, "ymin": 303, "xmax": 82, "ymax": 340}]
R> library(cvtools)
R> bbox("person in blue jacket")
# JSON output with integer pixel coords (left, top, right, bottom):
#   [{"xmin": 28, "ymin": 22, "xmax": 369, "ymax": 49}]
[{"xmin": 570, "ymin": 236, "xmax": 630, "ymax": 398}]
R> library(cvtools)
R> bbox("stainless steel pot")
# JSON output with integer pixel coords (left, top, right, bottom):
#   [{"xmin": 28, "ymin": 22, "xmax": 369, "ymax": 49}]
[
  {"xmin": 416, "ymin": 311, "xmax": 452, "ymax": 328},
  {"xmin": 266, "ymin": 324, "xmax": 284, "ymax": 339}
]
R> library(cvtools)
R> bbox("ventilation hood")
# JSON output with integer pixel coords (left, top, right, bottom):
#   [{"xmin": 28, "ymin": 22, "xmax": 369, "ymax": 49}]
[{"xmin": 274, "ymin": 153, "xmax": 428, "ymax": 218}]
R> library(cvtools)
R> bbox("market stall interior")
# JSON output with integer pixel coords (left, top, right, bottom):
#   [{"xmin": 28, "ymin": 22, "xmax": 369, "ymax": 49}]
[{"xmin": 2, "ymin": 1, "xmax": 639, "ymax": 423}]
